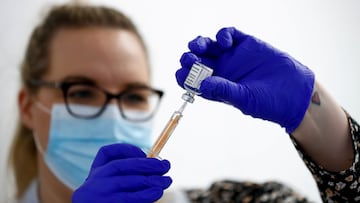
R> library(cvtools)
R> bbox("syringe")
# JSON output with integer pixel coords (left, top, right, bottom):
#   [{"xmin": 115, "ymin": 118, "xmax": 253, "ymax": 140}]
[
  {"xmin": 147, "ymin": 99, "xmax": 190, "ymax": 158},
  {"xmin": 147, "ymin": 63, "xmax": 213, "ymax": 158}
]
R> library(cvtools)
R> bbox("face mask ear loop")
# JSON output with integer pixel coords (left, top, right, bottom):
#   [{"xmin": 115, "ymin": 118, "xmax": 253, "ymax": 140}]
[
  {"xmin": 34, "ymin": 102, "xmax": 51, "ymax": 115},
  {"xmin": 32, "ymin": 132, "xmax": 46, "ymax": 156},
  {"xmin": 32, "ymin": 102, "xmax": 50, "ymax": 155}
]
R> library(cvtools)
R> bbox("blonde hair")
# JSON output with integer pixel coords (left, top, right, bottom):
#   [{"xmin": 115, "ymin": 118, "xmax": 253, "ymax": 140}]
[{"xmin": 8, "ymin": 3, "xmax": 148, "ymax": 198}]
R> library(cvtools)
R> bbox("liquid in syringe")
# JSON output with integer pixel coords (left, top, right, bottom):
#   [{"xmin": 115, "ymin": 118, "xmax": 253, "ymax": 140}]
[
  {"xmin": 147, "ymin": 63, "xmax": 213, "ymax": 158},
  {"xmin": 146, "ymin": 100, "xmax": 188, "ymax": 158}
]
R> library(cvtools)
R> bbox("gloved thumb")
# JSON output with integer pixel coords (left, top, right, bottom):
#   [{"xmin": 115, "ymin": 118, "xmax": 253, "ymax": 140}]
[{"xmin": 199, "ymin": 76, "xmax": 250, "ymax": 112}]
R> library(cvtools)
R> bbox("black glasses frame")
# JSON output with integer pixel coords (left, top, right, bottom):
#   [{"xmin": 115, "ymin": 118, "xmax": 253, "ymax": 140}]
[{"xmin": 30, "ymin": 79, "xmax": 164, "ymax": 121}]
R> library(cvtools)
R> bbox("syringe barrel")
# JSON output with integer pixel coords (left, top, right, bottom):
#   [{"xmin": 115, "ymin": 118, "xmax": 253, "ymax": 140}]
[{"xmin": 147, "ymin": 111, "xmax": 182, "ymax": 158}]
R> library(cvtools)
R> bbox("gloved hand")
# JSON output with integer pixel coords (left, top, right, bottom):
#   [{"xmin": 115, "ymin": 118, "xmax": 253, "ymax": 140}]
[
  {"xmin": 72, "ymin": 143, "xmax": 172, "ymax": 203},
  {"xmin": 176, "ymin": 27, "xmax": 315, "ymax": 133}
]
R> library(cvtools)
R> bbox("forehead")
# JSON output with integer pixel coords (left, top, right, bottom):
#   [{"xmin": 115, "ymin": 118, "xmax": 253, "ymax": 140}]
[{"xmin": 45, "ymin": 27, "xmax": 150, "ymax": 91}]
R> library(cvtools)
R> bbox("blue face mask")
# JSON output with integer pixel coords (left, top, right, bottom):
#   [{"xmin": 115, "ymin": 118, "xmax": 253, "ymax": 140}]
[{"xmin": 35, "ymin": 103, "xmax": 153, "ymax": 190}]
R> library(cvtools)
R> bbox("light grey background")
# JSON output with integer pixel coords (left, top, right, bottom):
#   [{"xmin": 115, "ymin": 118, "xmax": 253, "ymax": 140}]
[{"xmin": 1, "ymin": 0, "xmax": 359, "ymax": 202}]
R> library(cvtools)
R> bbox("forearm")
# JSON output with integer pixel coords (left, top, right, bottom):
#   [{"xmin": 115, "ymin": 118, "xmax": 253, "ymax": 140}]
[{"xmin": 291, "ymin": 80, "xmax": 353, "ymax": 172}]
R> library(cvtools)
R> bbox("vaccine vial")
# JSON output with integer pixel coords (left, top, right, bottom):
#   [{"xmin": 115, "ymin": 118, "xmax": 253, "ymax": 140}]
[{"xmin": 182, "ymin": 62, "xmax": 213, "ymax": 103}]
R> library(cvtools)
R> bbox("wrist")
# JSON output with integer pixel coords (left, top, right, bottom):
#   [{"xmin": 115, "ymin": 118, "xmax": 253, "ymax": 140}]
[
  {"xmin": 291, "ymin": 80, "xmax": 353, "ymax": 171},
  {"xmin": 285, "ymin": 70, "xmax": 315, "ymax": 134}
]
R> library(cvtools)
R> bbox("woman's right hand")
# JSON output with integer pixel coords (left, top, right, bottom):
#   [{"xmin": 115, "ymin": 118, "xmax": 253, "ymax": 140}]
[
  {"xmin": 176, "ymin": 27, "xmax": 315, "ymax": 134},
  {"xmin": 72, "ymin": 143, "xmax": 172, "ymax": 203}
]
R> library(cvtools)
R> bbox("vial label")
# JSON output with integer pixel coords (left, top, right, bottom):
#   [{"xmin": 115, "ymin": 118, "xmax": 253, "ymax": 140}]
[{"xmin": 184, "ymin": 62, "xmax": 213, "ymax": 95}]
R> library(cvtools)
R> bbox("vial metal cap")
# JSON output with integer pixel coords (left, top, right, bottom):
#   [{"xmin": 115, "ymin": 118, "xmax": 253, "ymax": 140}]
[{"xmin": 181, "ymin": 92, "xmax": 195, "ymax": 103}]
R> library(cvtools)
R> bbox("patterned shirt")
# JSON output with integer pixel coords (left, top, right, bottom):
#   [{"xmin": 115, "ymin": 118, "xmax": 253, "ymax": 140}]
[
  {"xmin": 186, "ymin": 115, "xmax": 360, "ymax": 203},
  {"xmin": 292, "ymin": 116, "xmax": 360, "ymax": 202}
]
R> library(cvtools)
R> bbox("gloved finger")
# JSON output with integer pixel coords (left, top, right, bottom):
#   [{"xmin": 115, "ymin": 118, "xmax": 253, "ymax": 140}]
[
  {"xmin": 83, "ymin": 175, "xmax": 172, "ymax": 193},
  {"xmin": 111, "ymin": 175, "xmax": 172, "ymax": 191},
  {"xmin": 109, "ymin": 187, "xmax": 164, "ymax": 203},
  {"xmin": 175, "ymin": 68, "xmax": 189, "ymax": 88},
  {"xmin": 216, "ymin": 27, "xmax": 249, "ymax": 48},
  {"xmin": 72, "ymin": 187, "xmax": 165, "ymax": 203},
  {"xmin": 199, "ymin": 76, "xmax": 250, "ymax": 111},
  {"xmin": 176, "ymin": 52, "xmax": 200, "ymax": 88},
  {"xmin": 90, "ymin": 158, "xmax": 171, "ymax": 178},
  {"xmin": 188, "ymin": 36, "xmax": 222, "ymax": 56},
  {"xmin": 91, "ymin": 143, "xmax": 146, "ymax": 170},
  {"xmin": 180, "ymin": 52, "xmax": 200, "ymax": 69}
]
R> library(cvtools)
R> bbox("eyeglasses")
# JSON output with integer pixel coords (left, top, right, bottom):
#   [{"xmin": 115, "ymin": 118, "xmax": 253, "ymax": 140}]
[{"xmin": 30, "ymin": 79, "xmax": 164, "ymax": 121}]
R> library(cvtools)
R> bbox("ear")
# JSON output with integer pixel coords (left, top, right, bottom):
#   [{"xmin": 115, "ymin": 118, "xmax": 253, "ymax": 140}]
[{"xmin": 18, "ymin": 89, "xmax": 34, "ymax": 130}]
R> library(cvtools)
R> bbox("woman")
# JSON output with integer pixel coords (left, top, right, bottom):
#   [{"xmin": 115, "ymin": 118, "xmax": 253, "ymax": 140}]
[{"xmin": 10, "ymin": 3, "xmax": 171, "ymax": 203}]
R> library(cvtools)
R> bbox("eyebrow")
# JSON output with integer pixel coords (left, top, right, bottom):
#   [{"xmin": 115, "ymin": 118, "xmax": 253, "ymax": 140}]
[
  {"xmin": 126, "ymin": 82, "xmax": 152, "ymax": 89},
  {"xmin": 61, "ymin": 75, "xmax": 152, "ymax": 89},
  {"xmin": 62, "ymin": 76, "xmax": 96, "ymax": 84}
]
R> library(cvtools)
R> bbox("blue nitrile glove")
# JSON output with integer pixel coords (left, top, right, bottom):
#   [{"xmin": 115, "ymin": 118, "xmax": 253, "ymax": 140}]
[
  {"xmin": 176, "ymin": 27, "xmax": 315, "ymax": 133},
  {"xmin": 72, "ymin": 143, "xmax": 172, "ymax": 203}
]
